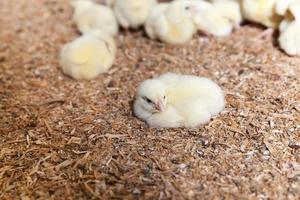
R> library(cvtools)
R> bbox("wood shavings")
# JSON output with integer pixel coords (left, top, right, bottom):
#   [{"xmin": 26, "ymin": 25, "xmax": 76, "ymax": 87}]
[{"xmin": 0, "ymin": 0, "xmax": 300, "ymax": 199}]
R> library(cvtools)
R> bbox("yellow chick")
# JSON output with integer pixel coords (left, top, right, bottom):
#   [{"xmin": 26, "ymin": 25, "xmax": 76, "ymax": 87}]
[
  {"xmin": 71, "ymin": 0, "xmax": 118, "ymax": 36},
  {"xmin": 145, "ymin": 1, "xmax": 199, "ymax": 44},
  {"xmin": 107, "ymin": 0, "xmax": 157, "ymax": 29},
  {"xmin": 134, "ymin": 73, "xmax": 225, "ymax": 128},
  {"xmin": 278, "ymin": 1, "xmax": 300, "ymax": 56},
  {"xmin": 241, "ymin": 0, "xmax": 283, "ymax": 28},
  {"xmin": 59, "ymin": 31, "xmax": 116, "ymax": 80}
]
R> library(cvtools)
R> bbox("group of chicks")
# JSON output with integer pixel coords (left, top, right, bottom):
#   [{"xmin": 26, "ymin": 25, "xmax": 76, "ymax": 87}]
[
  {"xmin": 58, "ymin": 0, "xmax": 299, "ymax": 128},
  {"xmin": 60, "ymin": 0, "xmax": 300, "ymax": 80}
]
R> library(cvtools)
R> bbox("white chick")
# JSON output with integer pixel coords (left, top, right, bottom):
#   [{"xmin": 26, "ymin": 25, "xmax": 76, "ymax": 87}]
[
  {"xmin": 210, "ymin": 0, "xmax": 243, "ymax": 29},
  {"xmin": 145, "ymin": 1, "xmax": 199, "ymax": 44},
  {"xmin": 134, "ymin": 73, "xmax": 225, "ymax": 128},
  {"xmin": 193, "ymin": 0, "xmax": 234, "ymax": 37},
  {"xmin": 177, "ymin": 0, "xmax": 235, "ymax": 37},
  {"xmin": 279, "ymin": 21, "xmax": 300, "ymax": 55},
  {"xmin": 278, "ymin": 1, "xmax": 300, "ymax": 56},
  {"xmin": 241, "ymin": 0, "xmax": 282, "ymax": 28},
  {"xmin": 71, "ymin": 0, "xmax": 118, "ymax": 36},
  {"xmin": 106, "ymin": 0, "xmax": 157, "ymax": 29},
  {"xmin": 59, "ymin": 31, "xmax": 116, "ymax": 80}
]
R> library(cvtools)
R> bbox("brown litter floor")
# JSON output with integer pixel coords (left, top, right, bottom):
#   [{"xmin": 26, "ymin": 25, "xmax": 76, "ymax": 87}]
[{"xmin": 1, "ymin": 0, "xmax": 300, "ymax": 199}]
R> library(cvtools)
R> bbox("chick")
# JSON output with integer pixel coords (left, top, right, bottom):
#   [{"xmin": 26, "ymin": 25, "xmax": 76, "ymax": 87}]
[
  {"xmin": 59, "ymin": 31, "xmax": 116, "ymax": 80},
  {"xmin": 279, "ymin": 21, "xmax": 300, "ymax": 55},
  {"xmin": 210, "ymin": 0, "xmax": 243, "ymax": 29},
  {"xmin": 134, "ymin": 73, "xmax": 225, "ymax": 128},
  {"xmin": 71, "ymin": 0, "xmax": 118, "ymax": 36},
  {"xmin": 106, "ymin": 0, "xmax": 157, "ymax": 29},
  {"xmin": 192, "ymin": 0, "xmax": 234, "ymax": 37},
  {"xmin": 278, "ymin": 1, "xmax": 300, "ymax": 56},
  {"xmin": 145, "ymin": 1, "xmax": 199, "ymax": 44},
  {"xmin": 144, "ymin": 3, "xmax": 169, "ymax": 40},
  {"xmin": 241, "ymin": 0, "xmax": 282, "ymax": 28},
  {"xmin": 177, "ymin": 0, "xmax": 235, "ymax": 37}
]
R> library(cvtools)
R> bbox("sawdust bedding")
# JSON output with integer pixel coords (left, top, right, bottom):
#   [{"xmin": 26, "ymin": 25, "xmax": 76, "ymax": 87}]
[{"xmin": 0, "ymin": 0, "xmax": 299, "ymax": 199}]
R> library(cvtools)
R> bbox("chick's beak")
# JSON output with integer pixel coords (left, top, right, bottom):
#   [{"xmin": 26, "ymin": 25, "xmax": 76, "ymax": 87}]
[{"xmin": 155, "ymin": 101, "xmax": 165, "ymax": 112}]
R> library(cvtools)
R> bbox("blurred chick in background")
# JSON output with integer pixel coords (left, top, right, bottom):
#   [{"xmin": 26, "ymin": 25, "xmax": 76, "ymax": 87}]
[
  {"xmin": 209, "ymin": 0, "xmax": 243, "ymax": 29},
  {"xmin": 278, "ymin": 1, "xmax": 300, "ymax": 56},
  {"xmin": 106, "ymin": 0, "xmax": 157, "ymax": 29},
  {"xmin": 134, "ymin": 73, "xmax": 225, "ymax": 128},
  {"xmin": 145, "ymin": 1, "xmax": 199, "ymax": 44},
  {"xmin": 191, "ymin": 0, "xmax": 234, "ymax": 37},
  {"xmin": 241, "ymin": 0, "xmax": 282, "ymax": 28},
  {"xmin": 177, "ymin": 0, "xmax": 240, "ymax": 37},
  {"xmin": 71, "ymin": 0, "xmax": 118, "ymax": 36},
  {"xmin": 60, "ymin": 31, "xmax": 116, "ymax": 80},
  {"xmin": 240, "ymin": 0, "xmax": 284, "ymax": 39}
]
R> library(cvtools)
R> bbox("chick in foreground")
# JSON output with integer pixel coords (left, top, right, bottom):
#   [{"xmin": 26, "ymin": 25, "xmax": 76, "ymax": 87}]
[
  {"xmin": 241, "ymin": 0, "xmax": 282, "ymax": 28},
  {"xmin": 60, "ymin": 31, "xmax": 116, "ymax": 80},
  {"xmin": 134, "ymin": 73, "xmax": 225, "ymax": 128},
  {"xmin": 278, "ymin": 1, "xmax": 300, "ymax": 56},
  {"xmin": 71, "ymin": 0, "xmax": 118, "ymax": 36},
  {"xmin": 106, "ymin": 0, "xmax": 157, "ymax": 29},
  {"xmin": 145, "ymin": 1, "xmax": 199, "ymax": 44}
]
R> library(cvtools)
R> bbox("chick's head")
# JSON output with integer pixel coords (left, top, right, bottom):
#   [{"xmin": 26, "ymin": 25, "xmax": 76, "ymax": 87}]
[{"xmin": 136, "ymin": 79, "xmax": 167, "ymax": 113}]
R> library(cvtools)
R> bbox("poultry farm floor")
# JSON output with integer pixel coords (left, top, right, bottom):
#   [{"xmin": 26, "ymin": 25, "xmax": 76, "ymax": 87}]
[{"xmin": 0, "ymin": 0, "xmax": 300, "ymax": 199}]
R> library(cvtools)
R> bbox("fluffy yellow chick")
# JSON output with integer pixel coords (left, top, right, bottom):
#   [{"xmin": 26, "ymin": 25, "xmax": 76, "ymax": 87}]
[
  {"xmin": 71, "ymin": 0, "xmax": 118, "ymax": 36},
  {"xmin": 145, "ymin": 1, "xmax": 199, "ymax": 44},
  {"xmin": 278, "ymin": 1, "xmax": 300, "ymax": 56},
  {"xmin": 241, "ymin": 0, "xmax": 282, "ymax": 28},
  {"xmin": 134, "ymin": 73, "xmax": 225, "ymax": 128},
  {"xmin": 106, "ymin": 0, "xmax": 157, "ymax": 29},
  {"xmin": 60, "ymin": 31, "xmax": 116, "ymax": 80}
]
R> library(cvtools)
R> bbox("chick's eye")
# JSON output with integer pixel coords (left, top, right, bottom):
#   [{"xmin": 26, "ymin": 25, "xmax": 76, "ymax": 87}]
[
  {"xmin": 143, "ymin": 97, "xmax": 152, "ymax": 104},
  {"xmin": 185, "ymin": 6, "xmax": 190, "ymax": 10},
  {"xmin": 163, "ymin": 96, "xmax": 166, "ymax": 99}
]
